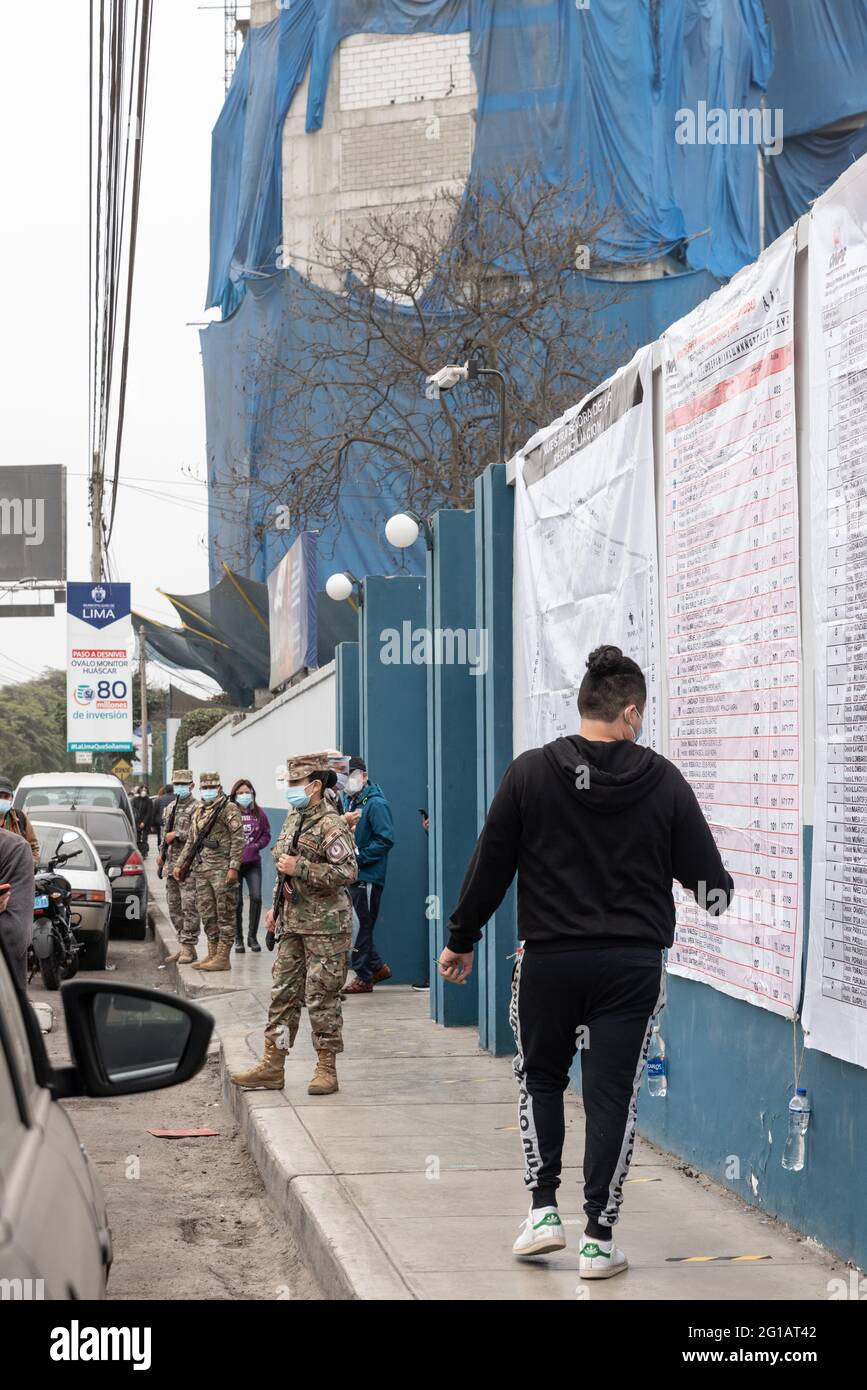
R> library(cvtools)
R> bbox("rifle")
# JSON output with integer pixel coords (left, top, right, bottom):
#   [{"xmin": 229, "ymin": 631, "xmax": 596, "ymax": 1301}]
[
  {"xmin": 175, "ymin": 796, "xmax": 227, "ymax": 884},
  {"xmin": 267, "ymin": 810, "xmax": 309, "ymax": 950},
  {"xmin": 156, "ymin": 797, "xmax": 180, "ymax": 880}
]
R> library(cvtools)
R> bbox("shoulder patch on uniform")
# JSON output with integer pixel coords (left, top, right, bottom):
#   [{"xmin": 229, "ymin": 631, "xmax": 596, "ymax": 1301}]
[{"xmin": 326, "ymin": 835, "xmax": 352, "ymax": 863}]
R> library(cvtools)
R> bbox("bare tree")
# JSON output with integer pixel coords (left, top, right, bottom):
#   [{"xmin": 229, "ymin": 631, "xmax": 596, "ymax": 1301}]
[{"xmin": 229, "ymin": 163, "xmax": 633, "ymax": 559}]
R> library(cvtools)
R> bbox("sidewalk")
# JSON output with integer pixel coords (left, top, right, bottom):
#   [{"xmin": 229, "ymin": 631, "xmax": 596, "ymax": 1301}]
[{"xmin": 149, "ymin": 867, "xmax": 849, "ymax": 1301}]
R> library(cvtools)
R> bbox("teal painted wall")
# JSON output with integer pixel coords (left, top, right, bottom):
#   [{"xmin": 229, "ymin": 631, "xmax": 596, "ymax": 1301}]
[
  {"xmin": 358, "ymin": 575, "xmax": 428, "ymax": 985},
  {"xmin": 474, "ymin": 465, "xmax": 518, "ymax": 1055},
  {"xmin": 427, "ymin": 510, "xmax": 479, "ymax": 1027},
  {"xmin": 335, "ymin": 640, "xmax": 360, "ymax": 758}
]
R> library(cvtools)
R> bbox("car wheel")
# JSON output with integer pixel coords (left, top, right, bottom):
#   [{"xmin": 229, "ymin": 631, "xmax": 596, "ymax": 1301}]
[{"xmin": 80, "ymin": 934, "xmax": 109, "ymax": 970}]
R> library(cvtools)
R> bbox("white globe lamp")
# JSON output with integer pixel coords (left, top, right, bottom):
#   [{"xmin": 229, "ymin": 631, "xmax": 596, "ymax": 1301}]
[{"xmin": 385, "ymin": 512, "xmax": 420, "ymax": 549}]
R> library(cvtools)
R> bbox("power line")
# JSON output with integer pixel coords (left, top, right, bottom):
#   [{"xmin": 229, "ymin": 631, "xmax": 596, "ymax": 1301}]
[{"xmin": 89, "ymin": 0, "xmax": 155, "ymax": 579}]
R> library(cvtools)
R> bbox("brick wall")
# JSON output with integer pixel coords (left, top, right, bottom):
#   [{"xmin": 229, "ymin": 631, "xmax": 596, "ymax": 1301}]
[
  {"xmin": 339, "ymin": 33, "xmax": 473, "ymax": 111},
  {"xmin": 341, "ymin": 114, "xmax": 473, "ymax": 191}
]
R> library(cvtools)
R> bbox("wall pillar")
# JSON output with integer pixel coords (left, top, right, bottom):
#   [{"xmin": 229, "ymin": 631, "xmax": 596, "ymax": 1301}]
[
  {"xmin": 474, "ymin": 464, "xmax": 517, "ymax": 1054},
  {"xmin": 359, "ymin": 576, "xmax": 428, "ymax": 984},
  {"xmin": 427, "ymin": 509, "xmax": 479, "ymax": 1027}
]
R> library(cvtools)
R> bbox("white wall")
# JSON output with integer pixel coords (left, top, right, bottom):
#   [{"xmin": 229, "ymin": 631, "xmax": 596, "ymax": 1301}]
[{"xmin": 188, "ymin": 663, "xmax": 336, "ymax": 806}]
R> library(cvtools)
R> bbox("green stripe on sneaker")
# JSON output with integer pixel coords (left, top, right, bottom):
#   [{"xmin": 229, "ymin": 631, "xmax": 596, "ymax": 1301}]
[
  {"xmin": 533, "ymin": 1213, "xmax": 562, "ymax": 1229},
  {"xmin": 580, "ymin": 1242, "xmax": 611, "ymax": 1259}
]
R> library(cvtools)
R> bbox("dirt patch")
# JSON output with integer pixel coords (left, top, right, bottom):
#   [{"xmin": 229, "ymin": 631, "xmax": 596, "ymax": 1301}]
[{"xmin": 35, "ymin": 936, "xmax": 321, "ymax": 1302}]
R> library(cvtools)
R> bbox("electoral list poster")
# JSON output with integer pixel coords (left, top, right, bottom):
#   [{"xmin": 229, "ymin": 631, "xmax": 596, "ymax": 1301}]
[
  {"xmin": 661, "ymin": 231, "xmax": 803, "ymax": 1017},
  {"xmin": 804, "ymin": 157, "xmax": 867, "ymax": 1069},
  {"xmin": 514, "ymin": 345, "xmax": 660, "ymax": 755}
]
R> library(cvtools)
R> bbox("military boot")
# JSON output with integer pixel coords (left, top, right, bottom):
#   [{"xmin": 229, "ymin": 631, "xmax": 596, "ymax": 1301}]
[
  {"xmin": 164, "ymin": 944, "xmax": 183, "ymax": 963},
  {"xmin": 308, "ymin": 1050, "xmax": 338, "ymax": 1095},
  {"xmin": 230, "ymin": 1039, "xmax": 286, "ymax": 1090},
  {"xmin": 177, "ymin": 942, "xmax": 198, "ymax": 965},
  {"xmin": 190, "ymin": 937, "xmax": 217, "ymax": 970},
  {"xmin": 197, "ymin": 939, "xmax": 232, "ymax": 972}
]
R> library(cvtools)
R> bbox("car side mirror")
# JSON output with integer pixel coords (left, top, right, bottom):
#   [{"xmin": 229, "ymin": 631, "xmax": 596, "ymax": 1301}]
[
  {"xmin": 108, "ymin": 866, "xmax": 121, "ymax": 879},
  {"xmin": 51, "ymin": 981, "xmax": 213, "ymax": 1099}
]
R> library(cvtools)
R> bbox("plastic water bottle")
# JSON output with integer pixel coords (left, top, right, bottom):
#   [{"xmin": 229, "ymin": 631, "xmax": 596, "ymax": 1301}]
[
  {"xmin": 646, "ymin": 1025, "xmax": 667, "ymax": 1097},
  {"xmin": 782, "ymin": 1089, "xmax": 811, "ymax": 1171}
]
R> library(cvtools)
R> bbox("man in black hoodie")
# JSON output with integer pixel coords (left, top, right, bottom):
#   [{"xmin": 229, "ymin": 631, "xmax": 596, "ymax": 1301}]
[{"xmin": 440, "ymin": 645, "xmax": 734, "ymax": 1279}]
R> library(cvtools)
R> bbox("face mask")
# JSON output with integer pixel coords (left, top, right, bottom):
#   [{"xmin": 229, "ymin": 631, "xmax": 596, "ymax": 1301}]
[
  {"xmin": 286, "ymin": 785, "xmax": 311, "ymax": 810},
  {"xmin": 335, "ymin": 772, "xmax": 348, "ymax": 792},
  {"xmin": 236, "ymin": 792, "xmax": 253, "ymax": 808},
  {"xmin": 626, "ymin": 710, "xmax": 643, "ymax": 745},
  {"xmin": 0, "ymin": 798, "xmax": 12, "ymax": 815},
  {"xmin": 201, "ymin": 789, "xmax": 219, "ymax": 803},
  {"xmin": 174, "ymin": 785, "xmax": 191, "ymax": 799},
  {"xmin": 347, "ymin": 772, "xmax": 364, "ymax": 795}
]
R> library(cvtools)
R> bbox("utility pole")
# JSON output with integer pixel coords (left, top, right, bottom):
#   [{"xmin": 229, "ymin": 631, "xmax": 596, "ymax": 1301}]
[
  {"xmin": 139, "ymin": 624, "xmax": 149, "ymax": 791},
  {"xmin": 90, "ymin": 450, "xmax": 104, "ymax": 581}
]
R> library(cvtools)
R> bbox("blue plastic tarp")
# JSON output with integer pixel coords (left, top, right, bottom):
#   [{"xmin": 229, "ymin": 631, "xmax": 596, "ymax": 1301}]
[
  {"xmin": 207, "ymin": 0, "xmax": 779, "ymax": 312},
  {"xmin": 766, "ymin": 124, "xmax": 867, "ymax": 242},
  {"xmin": 765, "ymin": 0, "xmax": 867, "ymax": 139}
]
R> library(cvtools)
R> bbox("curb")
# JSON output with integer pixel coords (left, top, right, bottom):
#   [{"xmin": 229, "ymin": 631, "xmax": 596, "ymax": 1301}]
[{"xmin": 152, "ymin": 894, "xmax": 413, "ymax": 1300}]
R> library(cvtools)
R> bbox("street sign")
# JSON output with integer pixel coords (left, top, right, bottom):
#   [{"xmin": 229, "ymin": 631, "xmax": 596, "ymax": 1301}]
[
  {"xmin": 112, "ymin": 758, "xmax": 133, "ymax": 781},
  {"xmin": 66, "ymin": 582, "xmax": 134, "ymax": 753},
  {"xmin": 74, "ymin": 751, "xmax": 93, "ymax": 766}
]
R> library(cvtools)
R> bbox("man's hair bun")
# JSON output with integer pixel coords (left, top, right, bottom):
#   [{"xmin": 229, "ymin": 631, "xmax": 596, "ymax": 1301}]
[{"xmin": 586, "ymin": 644, "xmax": 626, "ymax": 677}]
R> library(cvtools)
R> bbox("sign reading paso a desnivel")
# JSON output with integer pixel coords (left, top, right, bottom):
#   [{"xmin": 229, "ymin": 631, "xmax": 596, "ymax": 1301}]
[{"xmin": 66, "ymin": 582, "xmax": 134, "ymax": 752}]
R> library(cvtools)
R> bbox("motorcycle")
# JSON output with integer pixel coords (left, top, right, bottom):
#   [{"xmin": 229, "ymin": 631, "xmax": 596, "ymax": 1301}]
[{"xmin": 30, "ymin": 839, "xmax": 83, "ymax": 991}]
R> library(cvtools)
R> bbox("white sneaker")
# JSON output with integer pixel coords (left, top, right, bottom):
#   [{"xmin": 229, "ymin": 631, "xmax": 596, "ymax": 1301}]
[
  {"xmin": 578, "ymin": 1235, "xmax": 628, "ymax": 1279},
  {"xmin": 512, "ymin": 1206, "xmax": 566, "ymax": 1258}
]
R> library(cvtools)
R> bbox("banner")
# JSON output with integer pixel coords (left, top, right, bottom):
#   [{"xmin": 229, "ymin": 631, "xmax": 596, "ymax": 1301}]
[
  {"xmin": 804, "ymin": 157, "xmax": 867, "ymax": 1068},
  {"xmin": 661, "ymin": 231, "xmax": 802, "ymax": 1016},
  {"xmin": 0, "ymin": 464, "xmax": 66, "ymax": 582},
  {"xmin": 66, "ymin": 582, "xmax": 134, "ymax": 752},
  {"xmin": 266, "ymin": 532, "xmax": 318, "ymax": 690},
  {"xmin": 514, "ymin": 345, "xmax": 660, "ymax": 753}
]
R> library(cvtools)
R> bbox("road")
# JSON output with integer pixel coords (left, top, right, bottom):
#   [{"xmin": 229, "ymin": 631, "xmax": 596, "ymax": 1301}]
[{"xmin": 31, "ymin": 932, "xmax": 321, "ymax": 1301}]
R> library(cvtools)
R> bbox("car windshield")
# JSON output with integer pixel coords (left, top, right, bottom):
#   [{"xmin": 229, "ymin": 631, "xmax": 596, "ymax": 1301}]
[
  {"xmin": 21, "ymin": 786, "xmax": 124, "ymax": 814},
  {"xmin": 33, "ymin": 826, "xmax": 97, "ymax": 872}
]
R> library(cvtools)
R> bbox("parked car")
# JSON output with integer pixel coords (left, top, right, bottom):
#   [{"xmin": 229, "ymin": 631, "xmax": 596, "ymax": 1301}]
[
  {"xmin": 30, "ymin": 808, "xmax": 148, "ymax": 942},
  {"xmin": 14, "ymin": 772, "xmax": 135, "ymax": 833},
  {"xmin": 29, "ymin": 821, "xmax": 113, "ymax": 971},
  {"xmin": 0, "ymin": 931, "xmax": 212, "ymax": 1298}
]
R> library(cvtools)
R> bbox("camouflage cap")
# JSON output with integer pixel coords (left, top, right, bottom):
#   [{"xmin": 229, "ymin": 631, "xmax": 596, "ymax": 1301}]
[
  {"xmin": 198, "ymin": 772, "xmax": 222, "ymax": 788},
  {"xmin": 286, "ymin": 751, "xmax": 332, "ymax": 781},
  {"xmin": 171, "ymin": 769, "xmax": 194, "ymax": 783}
]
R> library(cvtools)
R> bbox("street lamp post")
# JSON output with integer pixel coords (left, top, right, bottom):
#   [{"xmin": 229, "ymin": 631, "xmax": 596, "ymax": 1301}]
[{"xmin": 426, "ymin": 359, "xmax": 508, "ymax": 467}]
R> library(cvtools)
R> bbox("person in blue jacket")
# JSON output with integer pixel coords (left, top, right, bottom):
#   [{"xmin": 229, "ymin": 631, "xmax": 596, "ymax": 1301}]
[{"xmin": 342, "ymin": 757, "xmax": 394, "ymax": 994}]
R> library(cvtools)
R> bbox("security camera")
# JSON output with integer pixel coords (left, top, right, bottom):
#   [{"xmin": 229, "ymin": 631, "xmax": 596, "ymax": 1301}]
[{"xmin": 426, "ymin": 363, "xmax": 469, "ymax": 393}]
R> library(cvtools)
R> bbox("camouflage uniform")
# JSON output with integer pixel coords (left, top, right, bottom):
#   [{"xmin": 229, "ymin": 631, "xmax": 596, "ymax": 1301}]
[
  {"xmin": 174, "ymin": 774, "xmax": 245, "ymax": 949},
  {"xmin": 160, "ymin": 779, "xmax": 200, "ymax": 946},
  {"xmin": 264, "ymin": 762, "xmax": 357, "ymax": 1057}
]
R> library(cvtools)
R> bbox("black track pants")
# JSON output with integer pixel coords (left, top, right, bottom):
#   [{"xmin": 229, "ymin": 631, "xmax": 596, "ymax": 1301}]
[{"xmin": 509, "ymin": 944, "xmax": 666, "ymax": 1231}]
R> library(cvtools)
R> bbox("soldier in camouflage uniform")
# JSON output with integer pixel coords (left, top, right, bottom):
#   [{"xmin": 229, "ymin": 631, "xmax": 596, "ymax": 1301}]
[
  {"xmin": 173, "ymin": 771, "xmax": 245, "ymax": 973},
  {"xmin": 230, "ymin": 751, "xmax": 357, "ymax": 1096},
  {"xmin": 159, "ymin": 769, "xmax": 201, "ymax": 965}
]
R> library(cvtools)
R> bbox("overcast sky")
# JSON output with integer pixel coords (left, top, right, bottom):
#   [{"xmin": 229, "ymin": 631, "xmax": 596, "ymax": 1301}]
[{"xmin": 0, "ymin": 0, "xmax": 230, "ymax": 695}]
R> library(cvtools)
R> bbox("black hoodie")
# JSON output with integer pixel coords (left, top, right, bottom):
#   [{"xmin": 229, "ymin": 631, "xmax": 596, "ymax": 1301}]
[{"xmin": 447, "ymin": 735, "xmax": 734, "ymax": 954}]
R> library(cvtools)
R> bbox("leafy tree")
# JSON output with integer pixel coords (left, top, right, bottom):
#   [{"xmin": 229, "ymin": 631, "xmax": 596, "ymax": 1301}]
[{"xmin": 0, "ymin": 669, "xmax": 71, "ymax": 785}]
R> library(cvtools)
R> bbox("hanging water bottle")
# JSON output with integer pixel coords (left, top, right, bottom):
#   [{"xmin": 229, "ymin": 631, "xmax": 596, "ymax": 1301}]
[
  {"xmin": 646, "ymin": 1024, "xmax": 667, "ymax": 1097},
  {"xmin": 782, "ymin": 1089, "xmax": 811, "ymax": 1171}
]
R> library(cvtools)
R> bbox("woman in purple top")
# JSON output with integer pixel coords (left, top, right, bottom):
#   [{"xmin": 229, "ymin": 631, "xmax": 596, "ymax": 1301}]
[{"xmin": 229, "ymin": 779, "xmax": 272, "ymax": 953}]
